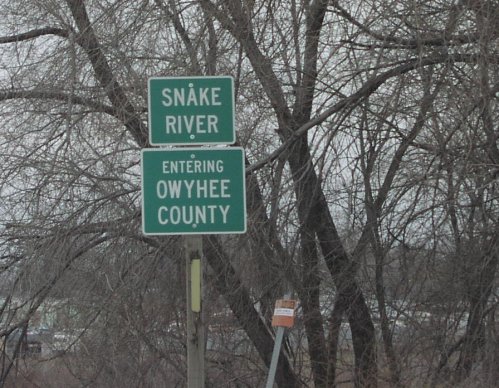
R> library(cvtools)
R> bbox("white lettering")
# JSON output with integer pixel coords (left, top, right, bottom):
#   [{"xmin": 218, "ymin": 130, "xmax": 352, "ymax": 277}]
[
  {"xmin": 187, "ymin": 84, "xmax": 197, "ymax": 106},
  {"xmin": 174, "ymin": 88, "xmax": 185, "ymax": 106},
  {"xmin": 195, "ymin": 206, "xmax": 206, "ymax": 224},
  {"xmin": 220, "ymin": 179, "xmax": 230, "ymax": 198},
  {"xmin": 219, "ymin": 205, "xmax": 229, "ymax": 223},
  {"xmin": 158, "ymin": 206, "xmax": 169, "ymax": 224},
  {"xmin": 184, "ymin": 180, "xmax": 195, "ymax": 198},
  {"xmin": 168, "ymin": 181, "xmax": 182, "ymax": 198},
  {"xmin": 161, "ymin": 88, "xmax": 173, "ymax": 107},
  {"xmin": 182, "ymin": 206, "xmax": 193, "ymax": 224},
  {"xmin": 183, "ymin": 115, "xmax": 195, "ymax": 133},
  {"xmin": 209, "ymin": 181, "xmax": 219, "ymax": 197},
  {"xmin": 208, "ymin": 115, "xmax": 218, "ymax": 133},
  {"xmin": 170, "ymin": 206, "xmax": 181, "ymax": 224},
  {"xmin": 156, "ymin": 181, "xmax": 168, "ymax": 199},
  {"xmin": 211, "ymin": 87, "xmax": 221, "ymax": 105},
  {"xmin": 197, "ymin": 180, "xmax": 208, "ymax": 197},
  {"xmin": 155, "ymin": 179, "xmax": 232, "ymax": 198},
  {"xmin": 199, "ymin": 88, "xmax": 209, "ymax": 105},
  {"xmin": 196, "ymin": 115, "xmax": 206, "ymax": 133},
  {"xmin": 161, "ymin": 86, "xmax": 223, "ymax": 107},
  {"xmin": 165, "ymin": 116, "xmax": 177, "ymax": 133},
  {"xmin": 164, "ymin": 115, "xmax": 219, "ymax": 134},
  {"xmin": 156, "ymin": 205, "xmax": 231, "ymax": 225},
  {"xmin": 207, "ymin": 205, "xmax": 217, "ymax": 221},
  {"xmin": 155, "ymin": 180, "xmax": 183, "ymax": 199}
]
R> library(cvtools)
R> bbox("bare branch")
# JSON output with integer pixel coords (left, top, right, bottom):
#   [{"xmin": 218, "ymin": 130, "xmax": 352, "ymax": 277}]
[
  {"xmin": 330, "ymin": 1, "xmax": 493, "ymax": 49},
  {"xmin": 66, "ymin": 0, "xmax": 148, "ymax": 147},
  {"xmin": 246, "ymin": 52, "xmax": 495, "ymax": 174},
  {"xmin": 0, "ymin": 89, "xmax": 117, "ymax": 117},
  {"xmin": 0, "ymin": 27, "xmax": 69, "ymax": 44}
]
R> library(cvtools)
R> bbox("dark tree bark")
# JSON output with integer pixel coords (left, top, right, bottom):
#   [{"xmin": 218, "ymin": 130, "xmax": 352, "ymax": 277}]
[
  {"xmin": 203, "ymin": 235, "xmax": 300, "ymax": 388},
  {"xmin": 199, "ymin": 1, "xmax": 378, "ymax": 385}
]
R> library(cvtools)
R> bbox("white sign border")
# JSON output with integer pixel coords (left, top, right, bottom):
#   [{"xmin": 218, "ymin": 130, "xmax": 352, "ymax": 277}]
[
  {"xmin": 141, "ymin": 146, "xmax": 247, "ymax": 235},
  {"xmin": 148, "ymin": 76, "xmax": 236, "ymax": 146}
]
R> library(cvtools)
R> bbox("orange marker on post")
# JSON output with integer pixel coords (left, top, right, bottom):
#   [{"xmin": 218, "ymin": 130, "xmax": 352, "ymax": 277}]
[
  {"xmin": 267, "ymin": 298, "xmax": 297, "ymax": 388},
  {"xmin": 271, "ymin": 299, "xmax": 297, "ymax": 328}
]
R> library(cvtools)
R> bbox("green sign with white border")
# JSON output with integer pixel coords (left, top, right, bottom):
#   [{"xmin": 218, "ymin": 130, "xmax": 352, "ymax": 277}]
[
  {"xmin": 141, "ymin": 147, "xmax": 246, "ymax": 235},
  {"xmin": 148, "ymin": 76, "xmax": 235, "ymax": 145}
]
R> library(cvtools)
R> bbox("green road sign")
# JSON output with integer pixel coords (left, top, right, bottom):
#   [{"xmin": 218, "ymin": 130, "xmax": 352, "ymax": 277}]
[
  {"xmin": 148, "ymin": 76, "xmax": 235, "ymax": 145},
  {"xmin": 141, "ymin": 147, "xmax": 246, "ymax": 235}
]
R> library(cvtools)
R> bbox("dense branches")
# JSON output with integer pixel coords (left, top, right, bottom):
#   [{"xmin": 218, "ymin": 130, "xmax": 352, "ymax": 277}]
[{"xmin": 0, "ymin": 0, "xmax": 497, "ymax": 387}]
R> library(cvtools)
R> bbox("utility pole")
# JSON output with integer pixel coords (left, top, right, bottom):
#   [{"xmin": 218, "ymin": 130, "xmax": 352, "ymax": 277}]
[{"xmin": 185, "ymin": 235, "xmax": 205, "ymax": 388}]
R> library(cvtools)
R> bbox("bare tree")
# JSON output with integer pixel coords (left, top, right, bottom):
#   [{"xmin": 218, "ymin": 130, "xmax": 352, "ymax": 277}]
[{"xmin": 0, "ymin": 0, "xmax": 497, "ymax": 387}]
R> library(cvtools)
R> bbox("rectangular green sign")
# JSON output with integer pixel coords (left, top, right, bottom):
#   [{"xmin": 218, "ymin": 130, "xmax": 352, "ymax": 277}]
[
  {"xmin": 148, "ymin": 76, "xmax": 235, "ymax": 145},
  {"xmin": 141, "ymin": 148, "xmax": 246, "ymax": 235}
]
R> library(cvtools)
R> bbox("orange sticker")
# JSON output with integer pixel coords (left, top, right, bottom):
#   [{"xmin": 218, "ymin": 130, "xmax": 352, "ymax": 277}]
[{"xmin": 271, "ymin": 299, "xmax": 297, "ymax": 327}]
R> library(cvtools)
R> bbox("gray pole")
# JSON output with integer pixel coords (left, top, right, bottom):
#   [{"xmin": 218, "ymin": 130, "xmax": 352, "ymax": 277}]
[
  {"xmin": 265, "ymin": 326, "xmax": 285, "ymax": 388},
  {"xmin": 266, "ymin": 292, "xmax": 292, "ymax": 388},
  {"xmin": 185, "ymin": 235, "xmax": 205, "ymax": 388}
]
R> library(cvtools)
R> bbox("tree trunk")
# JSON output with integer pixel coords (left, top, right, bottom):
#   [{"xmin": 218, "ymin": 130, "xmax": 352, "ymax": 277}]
[
  {"xmin": 455, "ymin": 243, "xmax": 498, "ymax": 382},
  {"xmin": 203, "ymin": 236, "xmax": 300, "ymax": 388},
  {"xmin": 287, "ymin": 137, "xmax": 378, "ymax": 387}
]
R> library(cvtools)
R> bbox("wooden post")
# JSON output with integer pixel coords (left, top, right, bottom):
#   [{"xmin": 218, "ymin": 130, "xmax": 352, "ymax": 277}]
[{"xmin": 185, "ymin": 235, "xmax": 205, "ymax": 388}]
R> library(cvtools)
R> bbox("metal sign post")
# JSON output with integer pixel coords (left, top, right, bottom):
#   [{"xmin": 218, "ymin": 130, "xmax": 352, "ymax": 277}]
[
  {"xmin": 266, "ymin": 298, "xmax": 297, "ymax": 388},
  {"xmin": 265, "ymin": 326, "xmax": 286, "ymax": 388},
  {"xmin": 144, "ymin": 75, "xmax": 244, "ymax": 388},
  {"xmin": 185, "ymin": 235, "xmax": 205, "ymax": 388}
]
